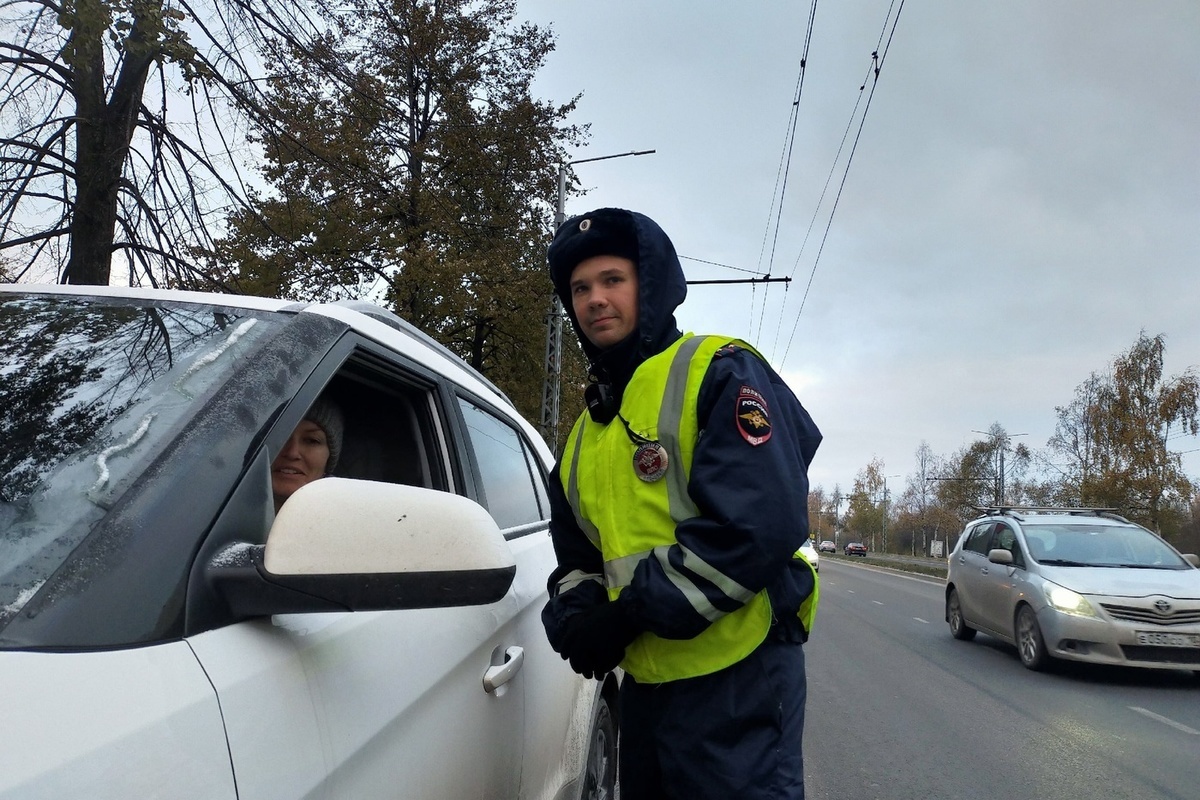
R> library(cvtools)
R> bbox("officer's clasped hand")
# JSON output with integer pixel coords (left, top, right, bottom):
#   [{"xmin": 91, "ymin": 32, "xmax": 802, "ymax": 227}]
[{"xmin": 557, "ymin": 599, "xmax": 642, "ymax": 679}]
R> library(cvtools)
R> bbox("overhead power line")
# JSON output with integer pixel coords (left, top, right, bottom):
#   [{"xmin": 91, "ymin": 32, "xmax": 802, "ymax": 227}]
[
  {"xmin": 771, "ymin": 0, "xmax": 908, "ymax": 368},
  {"xmin": 679, "ymin": 254, "xmax": 761, "ymax": 275},
  {"xmin": 750, "ymin": 0, "xmax": 820, "ymax": 343},
  {"xmin": 688, "ymin": 276, "xmax": 791, "ymax": 286}
]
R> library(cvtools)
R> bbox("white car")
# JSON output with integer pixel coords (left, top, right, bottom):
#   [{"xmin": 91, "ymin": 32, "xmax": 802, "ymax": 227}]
[
  {"xmin": 0, "ymin": 285, "xmax": 616, "ymax": 799},
  {"xmin": 798, "ymin": 539, "xmax": 819, "ymax": 572}
]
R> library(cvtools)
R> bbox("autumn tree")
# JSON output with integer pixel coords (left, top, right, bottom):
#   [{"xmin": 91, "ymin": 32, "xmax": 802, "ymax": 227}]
[
  {"xmin": 1050, "ymin": 332, "xmax": 1199, "ymax": 533},
  {"xmin": 891, "ymin": 441, "xmax": 959, "ymax": 556},
  {"xmin": 199, "ymin": 0, "xmax": 588, "ymax": 427},
  {"xmin": 0, "ymin": 0, "xmax": 364, "ymax": 285},
  {"xmin": 931, "ymin": 423, "xmax": 1031, "ymax": 515},
  {"xmin": 1178, "ymin": 497, "xmax": 1200, "ymax": 555},
  {"xmin": 807, "ymin": 485, "xmax": 841, "ymax": 543},
  {"xmin": 844, "ymin": 458, "xmax": 887, "ymax": 550},
  {"xmin": 1045, "ymin": 372, "xmax": 1108, "ymax": 506}
]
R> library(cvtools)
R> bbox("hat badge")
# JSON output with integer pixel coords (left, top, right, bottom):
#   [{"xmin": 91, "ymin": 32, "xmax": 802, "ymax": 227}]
[{"xmin": 579, "ymin": 219, "xmax": 592, "ymax": 231}]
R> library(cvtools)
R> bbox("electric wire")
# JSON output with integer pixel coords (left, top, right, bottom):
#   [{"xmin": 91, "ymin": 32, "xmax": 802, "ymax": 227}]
[
  {"xmin": 766, "ymin": 83, "xmax": 867, "ymax": 362},
  {"xmin": 679, "ymin": 254, "xmax": 760, "ymax": 274},
  {"xmin": 750, "ymin": 0, "xmax": 820, "ymax": 342},
  {"xmin": 776, "ymin": 0, "xmax": 907, "ymax": 369}
]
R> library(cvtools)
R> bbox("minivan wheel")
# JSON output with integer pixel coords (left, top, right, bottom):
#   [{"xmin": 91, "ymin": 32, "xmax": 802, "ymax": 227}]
[
  {"xmin": 1016, "ymin": 605, "xmax": 1049, "ymax": 671},
  {"xmin": 947, "ymin": 588, "xmax": 976, "ymax": 641},
  {"xmin": 582, "ymin": 693, "xmax": 617, "ymax": 800}
]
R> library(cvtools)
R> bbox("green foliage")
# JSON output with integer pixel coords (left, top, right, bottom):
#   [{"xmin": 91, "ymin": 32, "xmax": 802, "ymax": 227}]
[
  {"xmin": 844, "ymin": 458, "xmax": 885, "ymax": 545},
  {"xmin": 197, "ymin": 0, "xmax": 588, "ymax": 429}
]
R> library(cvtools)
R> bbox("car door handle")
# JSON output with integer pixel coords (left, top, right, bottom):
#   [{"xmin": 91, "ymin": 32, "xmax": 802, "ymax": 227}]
[{"xmin": 483, "ymin": 646, "xmax": 524, "ymax": 693}]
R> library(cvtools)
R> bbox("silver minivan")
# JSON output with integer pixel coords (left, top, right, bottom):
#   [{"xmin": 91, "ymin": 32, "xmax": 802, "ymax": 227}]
[{"xmin": 945, "ymin": 507, "xmax": 1200, "ymax": 673}]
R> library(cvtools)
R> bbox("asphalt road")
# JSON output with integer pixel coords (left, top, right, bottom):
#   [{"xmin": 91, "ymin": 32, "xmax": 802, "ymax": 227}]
[{"xmin": 803, "ymin": 559, "xmax": 1199, "ymax": 800}]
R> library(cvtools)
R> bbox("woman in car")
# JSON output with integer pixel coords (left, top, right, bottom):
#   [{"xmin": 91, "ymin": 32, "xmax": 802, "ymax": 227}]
[{"xmin": 272, "ymin": 397, "xmax": 344, "ymax": 512}]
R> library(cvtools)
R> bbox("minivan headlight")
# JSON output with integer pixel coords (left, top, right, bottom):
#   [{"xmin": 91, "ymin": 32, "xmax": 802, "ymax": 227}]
[{"xmin": 1045, "ymin": 583, "xmax": 1098, "ymax": 618}]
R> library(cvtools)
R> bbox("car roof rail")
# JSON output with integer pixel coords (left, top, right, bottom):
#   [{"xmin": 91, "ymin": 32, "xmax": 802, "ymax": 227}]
[{"xmin": 970, "ymin": 505, "xmax": 1130, "ymax": 523}]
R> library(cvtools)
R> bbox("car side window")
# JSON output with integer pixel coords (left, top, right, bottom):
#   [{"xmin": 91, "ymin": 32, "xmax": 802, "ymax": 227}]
[
  {"xmin": 261, "ymin": 345, "xmax": 455, "ymax": 534},
  {"xmin": 457, "ymin": 397, "xmax": 546, "ymax": 531},
  {"xmin": 991, "ymin": 523, "xmax": 1025, "ymax": 568},
  {"xmin": 963, "ymin": 523, "xmax": 995, "ymax": 555}
]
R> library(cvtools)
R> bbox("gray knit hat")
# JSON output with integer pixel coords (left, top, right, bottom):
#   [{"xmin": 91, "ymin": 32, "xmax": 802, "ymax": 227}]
[{"xmin": 304, "ymin": 397, "xmax": 344, "ymax": 474}]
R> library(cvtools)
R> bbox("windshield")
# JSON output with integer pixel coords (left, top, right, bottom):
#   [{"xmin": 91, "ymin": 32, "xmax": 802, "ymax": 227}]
[
  {"xmin": 0, "ymin": 293, "xmax": 282, "ymax": 625},
  {"xmin": 1021, "ymin": 522, "xmax": 1191, "ymax": 569}
]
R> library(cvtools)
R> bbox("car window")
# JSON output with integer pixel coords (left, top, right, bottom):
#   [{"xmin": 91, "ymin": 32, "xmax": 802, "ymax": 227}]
[
  {"xmin": 457, "ymin": 397, "xmax": 547, "ymax": 531},
  {"xmin": 1022, "ymin": 522, "xmax": 1191, "ymax": 568},
  {"xmin": 963, "ymin": 523, "xmax": 995, "ymax": 555},
  {"xmin": 991, "ymin": 523, "xmax": 1025, "ymax": 568},
  {"xmin": 0, "ymin": 294, "xmax": 282, "ymax": 629},
  {"xmin": 319, "ymin": 362, "xmax": 446, "ymax": 492}
]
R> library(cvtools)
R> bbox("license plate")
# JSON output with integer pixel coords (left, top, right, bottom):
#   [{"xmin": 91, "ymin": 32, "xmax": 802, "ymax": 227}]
[{"xmin": 1136, "ymin": 631, "xmax": 1200, "ymax": 647}]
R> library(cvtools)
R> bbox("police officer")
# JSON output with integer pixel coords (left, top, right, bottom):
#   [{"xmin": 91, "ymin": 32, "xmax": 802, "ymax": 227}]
[{"xmin": 541, "ymin": 207, "xmax": 821, "ymax": 799}]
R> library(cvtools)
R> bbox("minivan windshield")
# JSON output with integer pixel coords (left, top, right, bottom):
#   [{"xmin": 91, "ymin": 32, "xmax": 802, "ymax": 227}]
[
  {"xmin": 1022, "ymin": 522, "xmax": 1191, "ymax": 569},
  {"xmin": 0, "ymin": 293, "xmax": 281, "ymax": 625}
]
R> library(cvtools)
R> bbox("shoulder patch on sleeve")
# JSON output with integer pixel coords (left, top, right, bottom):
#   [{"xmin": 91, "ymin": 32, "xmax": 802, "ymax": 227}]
[
  {"xmin": 735, "ymin": 385, "xmax": 772, "ymax": 445},
  {"xmin": 714, "ymin": 343, "xmax": 743, "ymax": 358}
]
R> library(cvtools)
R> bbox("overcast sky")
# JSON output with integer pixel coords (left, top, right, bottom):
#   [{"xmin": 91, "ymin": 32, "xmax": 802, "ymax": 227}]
[{"xmin": 518, "ymin": 0, "xmax": 1200, "ymax": 497}]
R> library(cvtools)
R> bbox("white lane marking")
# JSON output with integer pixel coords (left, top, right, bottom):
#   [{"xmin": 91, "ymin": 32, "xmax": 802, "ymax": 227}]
[
  {"xmin": 914, "ymin": 618, "xmax": 930, "ymax": 624},
  {"xmin": 872, "ymin": 600, "xmax": 884, "ymax": 605},
  {"xmin": 1129, "ymin": 706, "xmax": 1200, "ymax": 735}
]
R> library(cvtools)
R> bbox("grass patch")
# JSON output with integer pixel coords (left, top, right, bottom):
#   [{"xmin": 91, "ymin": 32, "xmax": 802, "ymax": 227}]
[{"xmin": 825, "ymin": 553, "xmax": 948, "ymax": 579}]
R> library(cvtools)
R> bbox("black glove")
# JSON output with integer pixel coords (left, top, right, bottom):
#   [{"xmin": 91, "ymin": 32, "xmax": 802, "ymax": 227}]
[{"xmin": 558, "ymin": 598, "xmax": 642, "ymax": 679}]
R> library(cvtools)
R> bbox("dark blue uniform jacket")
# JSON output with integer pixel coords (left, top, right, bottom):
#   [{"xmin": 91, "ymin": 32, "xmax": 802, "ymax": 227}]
[{"xmin": 542, "ymin": 208, "xmax": 822, "ymax": 650}]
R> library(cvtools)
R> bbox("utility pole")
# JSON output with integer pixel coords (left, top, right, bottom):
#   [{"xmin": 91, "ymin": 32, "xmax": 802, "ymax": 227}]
[
  {"xmin": 832, "ymin": 490, "xmax": 842, "ymax": 547},
  {"xmin": 881, "ymin": 474, "xmax": 900, "ymax": 553},
  {"xmin": 539, "ymin": 149, "xmax": 655, "ymax": 453},
  {"xmin": 971, "ymin": 429, "xmax": 1027, "ymax": 504}
]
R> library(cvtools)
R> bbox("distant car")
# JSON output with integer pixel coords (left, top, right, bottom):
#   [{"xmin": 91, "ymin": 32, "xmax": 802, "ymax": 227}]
[
  {"xmin": 945, "ymin": 506, "xmax": 1200, "ymax": 673},
  {"xmin": 797, "ymin": 539, "xmax": 819, "ymax": 572},
  {"xmin": 844, "ymin": 542, "xmax": 868, "ymax": 557},
  {"xmin": 817, "ymin": 540, "xmax": 836, "ymax": 554}
]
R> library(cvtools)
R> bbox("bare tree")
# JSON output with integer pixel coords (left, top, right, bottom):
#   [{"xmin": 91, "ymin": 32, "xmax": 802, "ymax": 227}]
[
  {"xmin": 1046, "ymin": 372, "xmax": 1107, "ymax": 505},
  {"xmin": 0, "ymin": 0, "xmax": 368, "ymax": 285}
]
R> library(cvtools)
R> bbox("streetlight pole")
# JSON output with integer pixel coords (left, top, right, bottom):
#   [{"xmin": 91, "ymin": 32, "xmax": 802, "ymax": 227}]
[
  {"xmin": 971, "ymin": 429, "xmax": 1027, "ymax": 505},
  {"xmin": 881, "ymin": 474, "xmax": 900, "ymax": 553},
  {"xmin": 539, "ymin": 149, "xmax": 655, "ymax": 453}
]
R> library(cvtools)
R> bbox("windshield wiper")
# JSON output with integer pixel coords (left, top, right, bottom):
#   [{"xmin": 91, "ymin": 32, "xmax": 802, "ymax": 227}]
[{"xmin": 1036, "ymin": 559, "xmax": 1091, "ymax": 567}]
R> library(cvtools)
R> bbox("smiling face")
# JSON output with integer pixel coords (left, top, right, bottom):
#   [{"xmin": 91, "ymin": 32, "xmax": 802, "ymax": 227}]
[
  {"xmin": 570, "ymin": 255, "xmax": 640, "ymax": 350},
  {"xmin": 271, "ymin": 419, "xmax": 331, "ymax": 510}
]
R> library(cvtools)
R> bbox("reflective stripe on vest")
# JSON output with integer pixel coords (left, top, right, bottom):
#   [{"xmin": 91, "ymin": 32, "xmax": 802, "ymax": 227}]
[
  {"xmin": 792, "ymin": 551, "xmax": 820, "ymax": 635},
  {"xmin": 561, "ymin": 334, "xmax": 774, "ymax": 683}
]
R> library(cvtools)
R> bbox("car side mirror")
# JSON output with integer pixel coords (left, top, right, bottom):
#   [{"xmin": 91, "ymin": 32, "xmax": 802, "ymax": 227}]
[
  {"xmin": 1183, "ymin": 553, "xmax": 1199, "ymax": 568},
  {"xmin": 987, "ymin": 548, "xmax": 1014, "ymax": 566},
  {"xmin": 209, "ymin": 478, "xmax": 516, "ymax": 617}
]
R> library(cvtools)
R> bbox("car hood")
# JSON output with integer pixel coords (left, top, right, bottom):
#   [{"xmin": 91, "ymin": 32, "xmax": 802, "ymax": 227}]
[{"xmin": 1042, "ymin": 566, "xmax": 1200, "ymax": 599}]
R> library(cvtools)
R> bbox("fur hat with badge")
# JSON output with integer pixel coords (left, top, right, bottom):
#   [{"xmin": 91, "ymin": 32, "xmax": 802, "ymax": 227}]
[{"xmin": 547, "ymin": 207, "xmax": 641, "ymax": 303}]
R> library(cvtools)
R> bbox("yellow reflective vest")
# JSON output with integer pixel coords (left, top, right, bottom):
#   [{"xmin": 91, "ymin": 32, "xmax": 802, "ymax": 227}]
[{"xmin": 561, "ymin": 334, "xmax": 818, "ymax": 683}]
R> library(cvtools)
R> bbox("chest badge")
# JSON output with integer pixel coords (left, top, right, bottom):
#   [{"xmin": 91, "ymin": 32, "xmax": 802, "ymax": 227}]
[{"xmin": 633, "ymin": 441, "xmax": 669, "ymax": 482}]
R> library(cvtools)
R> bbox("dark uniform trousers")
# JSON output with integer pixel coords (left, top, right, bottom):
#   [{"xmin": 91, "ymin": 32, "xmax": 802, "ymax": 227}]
[{"xmin": 617, "ymin": 631, "xmax": 806, "ymax": 800}]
